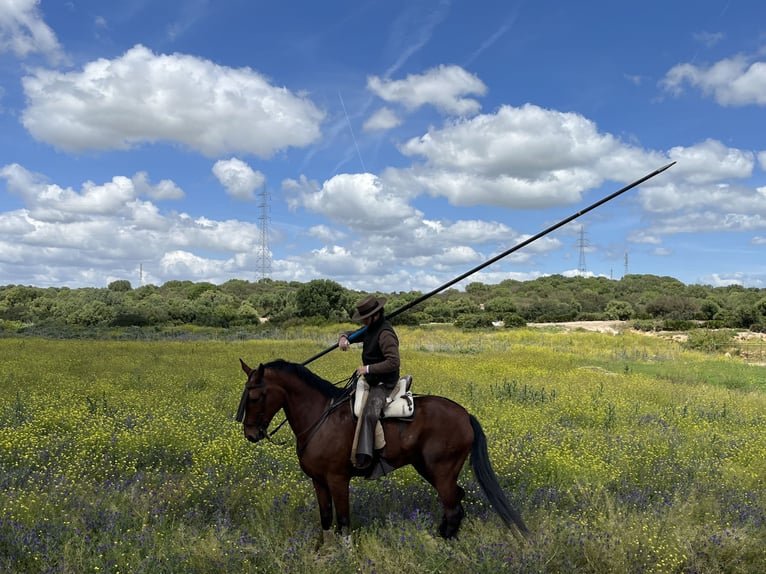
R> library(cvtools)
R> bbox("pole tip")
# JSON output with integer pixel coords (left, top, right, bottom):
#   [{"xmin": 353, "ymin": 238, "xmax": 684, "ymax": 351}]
[{"xmin": 658, "ymin": 161, "xmax": 677, "ymax": 173}]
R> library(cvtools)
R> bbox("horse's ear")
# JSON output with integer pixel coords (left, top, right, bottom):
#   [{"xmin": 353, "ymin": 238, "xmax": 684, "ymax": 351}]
[{"xmin": 240, "ymin": 358, "xmax": 252, "ymax": 375}]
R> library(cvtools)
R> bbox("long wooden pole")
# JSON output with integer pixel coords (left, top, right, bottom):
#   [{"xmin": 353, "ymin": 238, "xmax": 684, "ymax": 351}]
[{"xmin": 302, "ymin": 161, "xmax": 676, "ymax": 365}]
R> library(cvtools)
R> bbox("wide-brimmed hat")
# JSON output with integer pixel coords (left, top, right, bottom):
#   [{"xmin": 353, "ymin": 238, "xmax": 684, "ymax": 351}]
[{"xmin": 352, "ymin": 295, "xmax": 387, "ymax": 321}]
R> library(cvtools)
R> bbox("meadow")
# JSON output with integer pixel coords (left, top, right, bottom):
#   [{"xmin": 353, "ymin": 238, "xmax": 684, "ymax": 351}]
[{"xmin": 1, "ymin": 326, "xmax": 765, "ymax": 573}]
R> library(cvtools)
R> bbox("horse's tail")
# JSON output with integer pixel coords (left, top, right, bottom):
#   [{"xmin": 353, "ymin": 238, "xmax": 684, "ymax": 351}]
[{"xmin": 469, "ymin": 414, "xmax": 529, "ymax": 537}]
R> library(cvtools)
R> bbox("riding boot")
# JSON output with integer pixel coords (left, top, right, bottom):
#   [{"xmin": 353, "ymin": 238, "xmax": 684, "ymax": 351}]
[
  {"xmin": 354, "ymin": 424, "xmax": 374, "ymax": 469},
  {"xmin": 365, "ymin": 449, "xmax": 395, "ymax": 480},
  {"xmin": 354, "ymin": 386, "xmax": 386, "ymax": 469}
]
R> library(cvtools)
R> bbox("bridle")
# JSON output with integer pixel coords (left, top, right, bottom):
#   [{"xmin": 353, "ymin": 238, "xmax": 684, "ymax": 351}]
[
  {"xmin": 236, "ymin": 376, "xmax": 288, "ymax": 443},
  {"xmin": 236, "ymin": 368, "xmax": 355, "ymax": 450},
  {"xmin": 236, "ymin": 377, "xmax": 264, "ymax": 427}
]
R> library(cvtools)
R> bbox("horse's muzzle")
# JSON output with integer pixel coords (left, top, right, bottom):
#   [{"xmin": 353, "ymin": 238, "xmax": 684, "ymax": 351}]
[{"xmin": 244, "ymin": 426, "xmax": 266, "ymax": 443}]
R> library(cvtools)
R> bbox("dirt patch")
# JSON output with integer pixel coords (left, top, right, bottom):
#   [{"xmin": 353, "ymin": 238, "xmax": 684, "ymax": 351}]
[
  {"xmin": 527, "ymin": 321, "xmax": 629, "ymax": 335},
  {"xmin": 528, "ymin": 321, "xmax": 766, "ymax": 366},
  {"xmin": 529, "ymin": 320, "xmax": 766, "ymax": 340}
]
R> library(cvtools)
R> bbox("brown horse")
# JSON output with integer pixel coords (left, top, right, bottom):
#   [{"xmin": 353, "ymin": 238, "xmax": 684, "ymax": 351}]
[{"xmin": 237, "ymin": 359, "xmax": 528, "ymax": 540}]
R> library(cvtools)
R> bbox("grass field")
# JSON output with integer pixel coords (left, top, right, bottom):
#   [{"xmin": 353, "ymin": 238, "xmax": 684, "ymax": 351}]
[{"xmin": 1, "ymin": 326, "xmax": 765, "ymax": 573}]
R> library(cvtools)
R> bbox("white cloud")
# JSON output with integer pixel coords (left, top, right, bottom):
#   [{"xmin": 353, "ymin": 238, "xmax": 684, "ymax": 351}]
[
  {"xmin": 661, "ymin": 54, "xmax": 766, "ymax": 106},
  {"xmin": 0, "ymin": 163, "xmax": 266, "ymax": 287},
  {"xmin": 666, "ymin": 139, "xmax": 753, "ymax": 183},
  {"xmin": 367, "ymin": 64, "xmax": 486, "ymax": 116},
  {"xmin": 132, "ymin": 171, "xmax": 184, "ymax": 200},
  {"xmin": 644, "ymin": 212, "xmax": 766, "ymax": 235},
  {"xmin": 159, "ymin": 250, "xmax": 231, "ymax": 279},
  {"xmin": 212, "ymin": 158, "xmax": 265, "ymax": 200},
  {"xmin": 308, "ymin": 224, "xmax": 345, "ymax": 242},
  {"xmin": 284, "ymin": 172, "xmax": 422, "ymax": 232},
  {"xmin": 633, "ymin": 141, "xmax": 763, "ymax": 216},
  {"xmin": 625, "ymin": 231, "xmax": 661, "ymax": 244},
  {"xmin": 385, "ymin": 103, "xmax": 632, "ymax": 208},
  {"xmin": 20, "ymin": 44, "xmax": 325, "ymax": 157},
  {"xmin": 363, "ymin": 107, "xmax": 402, "ymax": 132},
  {"xmin": 400, "ymin": 104, "xmax": 618, "ymax": 174},
  {"xmin": 1, "ymin": 163, "xmax": 138, "ymax": 220},
  {"xmin": 0, "ymin": 0, "xmax": 66, "ymax": 64},
  {"xmin": 703, "ymin": 273, "xmax": 744, "ymax": 287}
]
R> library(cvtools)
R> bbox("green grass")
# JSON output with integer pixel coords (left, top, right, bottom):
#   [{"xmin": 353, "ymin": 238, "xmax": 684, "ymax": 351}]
[{"xmin": 1, "ymin": 328, "xmax": 765, "ymax": 573}]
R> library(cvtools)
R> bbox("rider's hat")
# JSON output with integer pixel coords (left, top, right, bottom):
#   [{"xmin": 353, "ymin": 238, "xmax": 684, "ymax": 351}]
[{"xmin": 352, "ymin": 294, "xmax": 386, "ymax": 321}]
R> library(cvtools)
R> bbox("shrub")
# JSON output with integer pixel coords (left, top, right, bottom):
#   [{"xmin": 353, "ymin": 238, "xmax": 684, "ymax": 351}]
[
  {"xmin": 454, "ymin": 313, "xmax": 494, "ymax": 329},
  {"xmin": 683, "ymin": 328, "xmax": 736, "ymax": 353}
]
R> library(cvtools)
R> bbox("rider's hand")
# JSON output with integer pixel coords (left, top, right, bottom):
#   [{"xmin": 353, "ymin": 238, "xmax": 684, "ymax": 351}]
[{"xmin": 339, "ymin": 335, "xmax": 349, "ymax": 351}]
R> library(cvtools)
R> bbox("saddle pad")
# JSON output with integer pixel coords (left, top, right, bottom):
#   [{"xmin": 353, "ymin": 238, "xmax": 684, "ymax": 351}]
[{"xmin": 353, "ymin": 376, "xmax": 415, "ymax": 419}]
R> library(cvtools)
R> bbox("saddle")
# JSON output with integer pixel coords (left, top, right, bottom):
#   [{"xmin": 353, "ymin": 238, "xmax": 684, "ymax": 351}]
[{"xmin": 352, "ymin": 375, "xmax": 415, "ymax": 419}]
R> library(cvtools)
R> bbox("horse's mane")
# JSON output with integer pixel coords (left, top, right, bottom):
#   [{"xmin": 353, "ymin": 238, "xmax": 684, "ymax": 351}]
[{"xmin": 264, "ymin": 359, "xmax": 347, "ymax": 400}]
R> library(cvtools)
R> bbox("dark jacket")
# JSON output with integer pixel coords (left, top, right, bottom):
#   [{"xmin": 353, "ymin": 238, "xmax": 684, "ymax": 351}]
[{"xmin": 361, "ymin": 317, "xmax": 400, "ymax": 386}]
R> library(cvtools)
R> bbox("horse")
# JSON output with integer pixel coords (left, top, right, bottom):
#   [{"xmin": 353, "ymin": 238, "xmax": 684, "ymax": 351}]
[{"xmin": 237, "ymin": 358, "xmax": 528, "ymax": 540}]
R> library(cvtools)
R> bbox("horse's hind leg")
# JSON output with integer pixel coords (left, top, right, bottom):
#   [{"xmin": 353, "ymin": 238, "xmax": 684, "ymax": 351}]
[
  {"xmin": 414, "ymin": 461, "xmax": 466, "ymax": 539},
  {"xmin": 437, "ymin": 482, "xmax": 465, "ymax": 539}
]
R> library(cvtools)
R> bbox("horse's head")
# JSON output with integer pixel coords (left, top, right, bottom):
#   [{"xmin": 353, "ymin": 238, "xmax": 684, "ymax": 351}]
[{"xmin": 237, "ymin": 359, "xmax": 285, "ymax": 443}]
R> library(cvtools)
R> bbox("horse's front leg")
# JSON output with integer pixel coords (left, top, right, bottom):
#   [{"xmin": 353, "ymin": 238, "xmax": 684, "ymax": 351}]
[
  {"xmin": 328, "ymin": 474, "xmax": 351, "ymax": 534},
  {"xmin": 312, "ymin": 478, "xmax": 334, "ymax": 548}
]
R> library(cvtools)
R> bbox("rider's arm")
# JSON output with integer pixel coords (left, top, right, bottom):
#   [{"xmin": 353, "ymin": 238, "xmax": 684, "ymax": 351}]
[
  {"xmin": 338, "ymin": 332, "xmax": 351, "ymax": 350},
  {"xmin": 367, "ymin": 330, "xmax": 400, "ymax": 375}
]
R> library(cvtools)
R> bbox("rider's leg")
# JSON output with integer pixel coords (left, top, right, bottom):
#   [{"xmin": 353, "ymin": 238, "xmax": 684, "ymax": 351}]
[{"xmin": 355, "ymin": 385, "xmax": 387, "ymax": 468}]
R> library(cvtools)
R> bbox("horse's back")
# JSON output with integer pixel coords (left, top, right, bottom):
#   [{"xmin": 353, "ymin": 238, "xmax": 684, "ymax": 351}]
[
  {"xmin": 411, "ymin": 394, "xmax": 470, "ymax": 420},
  {"xmin": 382, "ymin": 394, "xmax": 474, "ymax": 458}
]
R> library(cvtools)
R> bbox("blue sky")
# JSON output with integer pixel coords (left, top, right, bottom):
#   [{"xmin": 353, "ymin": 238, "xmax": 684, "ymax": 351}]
[{"xmin": 1, "ymin": 0, "xmax": 765, "ymax": 292}]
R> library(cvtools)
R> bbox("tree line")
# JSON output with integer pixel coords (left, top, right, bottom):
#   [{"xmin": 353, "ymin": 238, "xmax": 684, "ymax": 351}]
[{"xmin": 1, "ymin": 274, "xmax": 766, "ymax": 336}]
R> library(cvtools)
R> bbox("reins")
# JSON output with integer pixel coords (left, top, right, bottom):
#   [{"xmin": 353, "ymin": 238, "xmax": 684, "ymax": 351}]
[
  {"xmin": 241, "ymin": 373, "xmax": 356, "ymax": 452},
  {"xmin": 286, "ymin": 373, "xmax": 356, "ymax": 456}
]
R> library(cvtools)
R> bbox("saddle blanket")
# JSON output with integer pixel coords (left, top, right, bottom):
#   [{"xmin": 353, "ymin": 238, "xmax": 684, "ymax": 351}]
[{"xmin": 352, "ymin": 375, "xmax": 415, "ymax": 419}]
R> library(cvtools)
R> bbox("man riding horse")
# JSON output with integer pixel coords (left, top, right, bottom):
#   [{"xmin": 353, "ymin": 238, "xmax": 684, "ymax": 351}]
[{"xmin": 338, "ymin": 295, "xmax": 399, "ymax": 473}]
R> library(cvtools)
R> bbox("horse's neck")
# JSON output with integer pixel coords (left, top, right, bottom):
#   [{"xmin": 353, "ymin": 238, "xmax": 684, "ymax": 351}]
[{"xmin": 275, "ymin": 376, "xmax": 329, "ymax": 434}]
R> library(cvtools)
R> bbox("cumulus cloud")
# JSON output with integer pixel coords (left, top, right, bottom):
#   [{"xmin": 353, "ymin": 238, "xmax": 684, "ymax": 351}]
[
  {"xmin": 159, "ymin": 250, "xmax": 232, "ymax": 279},
  {"xmin": 661, "ymin": 54, "xmax": 766, "ymax": 106},
  {"xmin": 1, "ymin": 163, "xmax": 189, "ymax": 219},
  {"xmin": 363, "ymin": 107, "xmax": 402, "ymax": 132},
  {"xmin": 367, "ymin": 64, "xmax": 486, "ymax": 116},
  {"xmin": 132, "ymin": 171, "xmax": 185, "ymax": 200},
  {"xmin": 666, "ymin": 139, "xmax": 754, "ymax": 183},
  {"xmin": 383, "ymin": 103, "xmax": 639, "ymax": 208},
  {"xmin": 0, "ymin": 0, "xmax": 66, "ymax": 64},
  {"xmin": 641, "ymin": 212, "xmax": 766, "ymax": 236},
  {"xmin": 284, "ymin": 172, "xmax": 422, "ymax": 232},
  {"xmin": 20, "ymin": 44, "xmax": 325, "ymax": 156},
  {"xmin": 0, "ymin": 163, "xmax": 264, "ymax": 286},
  {"xmin": 212, "ymin": 158, "xmax": 265, "ymax": 200},
  {"xmin": 632, "ymin": 140, "xmax": 762, "ymax": 217},
  {"xmin": 308, "ymin": 224, "xmax": 346, "ymax": 242},
  {"xmin": 400, "ymin": 104, "xmax": 618, "ymax": 174},
  {"xmin": 1, "ymin": 163, "xmax": 138, "ymax": 221}
]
